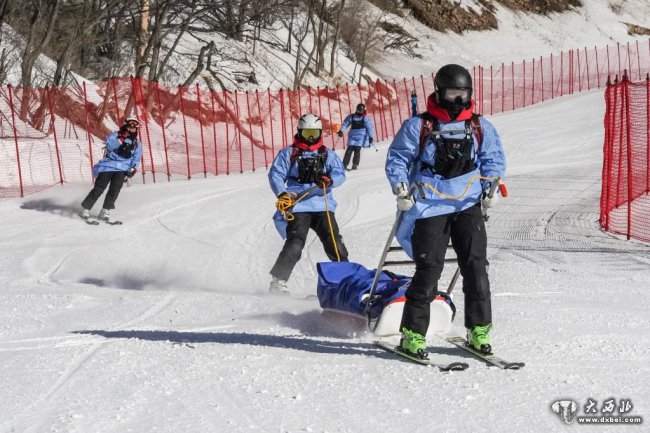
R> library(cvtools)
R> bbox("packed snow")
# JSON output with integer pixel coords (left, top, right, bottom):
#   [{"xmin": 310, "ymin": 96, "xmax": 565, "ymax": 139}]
[{"xmin": 1, "ymin": 87, "xmax": 649, "ymax": 432}]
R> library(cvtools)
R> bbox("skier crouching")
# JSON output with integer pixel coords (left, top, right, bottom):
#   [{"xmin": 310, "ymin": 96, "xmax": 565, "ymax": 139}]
[
  {"xmin": 385, "ymin": 64, "xmax": 506, "ymax": 358},
  {"xmin": 268, "ymin": 113, "xmax": 349, "ymax": 294}
]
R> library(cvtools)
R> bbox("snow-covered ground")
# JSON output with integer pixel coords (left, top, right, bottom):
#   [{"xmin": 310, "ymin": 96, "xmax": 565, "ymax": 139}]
[{"xmin": 1, "ymin": 86, "xmax": 649, "ymax": 432}]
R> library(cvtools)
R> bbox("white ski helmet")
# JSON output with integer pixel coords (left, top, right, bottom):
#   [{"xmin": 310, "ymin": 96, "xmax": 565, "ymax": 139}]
[
  {"xmin": 297, "ymin": 113, "xmax": 323, "ymax": 145},
  {"xmin": 124, "ymin": 115, "xmax": 140, "ymax": 127}
]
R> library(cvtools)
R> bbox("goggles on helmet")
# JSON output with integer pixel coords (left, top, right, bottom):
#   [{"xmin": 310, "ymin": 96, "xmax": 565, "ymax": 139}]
[
  {"xmin": 299, "ymin": 128, "xmax": 321, "ymax": 141},
  {"xmin": 441, "ymin": 88, "xmax": 471, "ymax": 104}
]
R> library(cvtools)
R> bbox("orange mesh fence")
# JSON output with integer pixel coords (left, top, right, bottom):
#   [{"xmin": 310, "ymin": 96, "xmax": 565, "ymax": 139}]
[
  {"xmin": 600, "ymin": 73, "xmax": 650, "ymax": 243},
  {"xmin": 1, "ymin": 39, "xmax": 650, "ymax": 198}
]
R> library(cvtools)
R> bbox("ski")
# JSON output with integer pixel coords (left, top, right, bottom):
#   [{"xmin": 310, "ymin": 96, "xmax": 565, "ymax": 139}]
[
  {"xmin": 104, "ymin": 219, "xmax": 123, "ymax": 225},
  {"xmin": 85, "ymin": 219, "xmax": 100, "ymax": 225},
  {"xmin": 375, "ymin": 341, "xmax": 469, "ymax": 371},
  {"xmin": 82, "ymin": 217, "xmax": 122, "ymax": 226},
  {"xmin": 445, "ymin": 336, "xmax": 525, "ymax": 370}
]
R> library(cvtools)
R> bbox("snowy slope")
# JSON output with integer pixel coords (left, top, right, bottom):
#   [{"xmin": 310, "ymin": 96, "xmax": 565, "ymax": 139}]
[{"xmin": 1, "ymin": 87, "xmax": 649, "ymax": 432}]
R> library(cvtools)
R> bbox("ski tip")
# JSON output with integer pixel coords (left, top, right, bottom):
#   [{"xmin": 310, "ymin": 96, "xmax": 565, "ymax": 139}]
[
  {"xmin": 504, "ymin": 362, "xmax": 526, "ymax": 370},
  {"xmin": 440, "ymin": 362, "xmax": 470, "ymax": 372}
]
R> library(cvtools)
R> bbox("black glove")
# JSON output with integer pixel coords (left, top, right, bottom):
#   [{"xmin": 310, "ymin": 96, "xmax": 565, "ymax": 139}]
[
  {"xmin": 277, "ymin": 191, "xmax": 289, "ymax": 199},
  {"xmin": 126, "ymin": 167, "xmax": 137, "ymax": 178},
  {"xmin": 316, "ymin": 174, "xmax": 332, "ymax": 188},
  {"xmin": 337, "ymin": 130, "xmax": 344, "ymax": 137},
  {"xmin": 116, "ymin": 142, "xmax": 134, "ymax": 158},
  {"xmin": 368, "ymin": 137, "xmax": 373, "ymax": 144}
]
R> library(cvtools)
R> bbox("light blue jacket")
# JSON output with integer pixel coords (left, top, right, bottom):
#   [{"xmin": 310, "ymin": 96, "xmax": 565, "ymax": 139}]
[
  {"xmin": 269, "ymin": 144, "xmax": 346, "ymax": 238},
  {"xmin": 93, "ymin": 131, "xmax": 143, "ymax": 177},
  {"xmin": 385, "ymin": 115, "xmax": 506, "ymax": 257},
  {"xmin": 340, "ymin": 113, "xmax": 374, "ymax": 147}
]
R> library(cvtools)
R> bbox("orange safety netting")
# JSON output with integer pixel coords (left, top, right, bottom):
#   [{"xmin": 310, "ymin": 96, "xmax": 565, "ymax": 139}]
[
  {"xmin": 1, "ymin": 39, "xmax": 650, "ymax": 199},
  {"xmin": 600, "ymin": 74, "xmax": 650, "ymax": 243}
]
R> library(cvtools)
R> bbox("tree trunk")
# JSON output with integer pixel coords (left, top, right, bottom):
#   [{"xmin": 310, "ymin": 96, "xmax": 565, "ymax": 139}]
[{"xmin": 329, "ymin": 0, "xmax": 345, "ymax": 77}]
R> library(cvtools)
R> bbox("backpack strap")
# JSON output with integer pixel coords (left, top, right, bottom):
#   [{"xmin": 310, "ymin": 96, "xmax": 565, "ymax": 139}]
[
  {"xmin": 469, "ymin": 113, "xmax": 483, "ymax": 153},
  {"xmin": 418, "ymin": 112, "xmax": 484, "ymax": 156},
  {"xmin": 289, "ymin": 144, "xmax": 328, "ymax": 167}
]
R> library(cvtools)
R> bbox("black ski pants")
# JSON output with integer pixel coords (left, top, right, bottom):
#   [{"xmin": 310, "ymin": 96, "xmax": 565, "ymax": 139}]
[
  {"xmin": 400, "ymin": 204, "xmax": 491, "ymax": 335},
  {"xmin": 271, "ymin": 211, "xmax": 349, "ymax": 281},
  {"xmin": 81, "ymin": 171, "xmax": 126, "ymax": 211},
  {"xmin": 342, "ymin": 146, "xmax": 361, "ymax": 168}
]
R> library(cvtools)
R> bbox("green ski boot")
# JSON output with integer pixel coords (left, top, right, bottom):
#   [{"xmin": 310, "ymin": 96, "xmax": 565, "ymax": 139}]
[
  {"xmin": 399, "ymin": 328, "xmax": 428, "ymax": 359},
  {"xmin": 467, "ymin": 324, "xmax": 493, "ymax": 355}
]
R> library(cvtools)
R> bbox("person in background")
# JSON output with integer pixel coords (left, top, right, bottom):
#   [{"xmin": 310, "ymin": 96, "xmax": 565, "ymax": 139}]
[
  {"xmin": 411, "ymin": 90, "xmax": 418, "ymax": 117},
  {"xmin": 337, "ymin": 103, "xmax": 375, "ymax": 170},
  {"xmin": 268, "ymin": 113, "xmax": 349, "ymax": 294},
  {"xmin": 79, "ymin": 116, "xmax": 142, "ymax": 222},
  {"xmin": 385, "ymin": 64, "xmax": 506, "ymax": 359}
]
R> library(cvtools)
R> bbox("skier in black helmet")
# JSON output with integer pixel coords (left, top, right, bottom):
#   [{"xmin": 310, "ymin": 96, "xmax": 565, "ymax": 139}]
[
  {"xmin": 385, "ymin": 64, "xmax": 507, "ymax": 358},
  {"xmin": 337, "ymin": 103, "xmax": 375, "ymax": 170}
]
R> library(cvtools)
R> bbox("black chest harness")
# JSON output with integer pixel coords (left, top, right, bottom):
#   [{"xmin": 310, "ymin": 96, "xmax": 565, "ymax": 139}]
[
  {"xmin": 351, "ymin": 115, "xmax": 366, "ymax": 130},
  {"xmin": 418, "ymin": 112, "xmax": 483, "ymax": 180},
  {"xmin": 290, "ymin": 146, "xmax": 328, "ymax": 184}
]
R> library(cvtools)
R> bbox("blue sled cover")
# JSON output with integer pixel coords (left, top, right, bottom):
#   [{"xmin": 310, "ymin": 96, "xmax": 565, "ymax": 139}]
[{"xmin": 316, "ymin": 262, "xmax": 409, "ymax": 320}]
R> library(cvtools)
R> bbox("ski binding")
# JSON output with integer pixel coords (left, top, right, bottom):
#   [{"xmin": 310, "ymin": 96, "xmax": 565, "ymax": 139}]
[
  {"xmin": 445, "ymin": 336, "xmax": 525, "ymax": 370},
  {"xmin": 375, "ymin": 340, "xmax": 469, "ymax": 371}
]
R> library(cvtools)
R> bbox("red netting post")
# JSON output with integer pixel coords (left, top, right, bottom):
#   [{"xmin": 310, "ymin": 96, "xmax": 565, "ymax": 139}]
[
  {"xmin": 392, "ymin": 79, "xmax": 403, "ymax": 124},
  {"xmin": 267, "ymin": 88, "xmax": 277, "ymax": 157},
  {"xmin": 480, "ymin": 66, "xmax": 484, "ymax": 114},
  {"xmin": 111, "ymin": 77, "xmax": 121, "ymax": 121},
  {"xmin": 297, "ymin": 88, "xmax": 302, "ymax": 116},
  {"xmin": 606, "ymin": 45, "xmax": 611, "ymax": 77},
  {"xmin": 234, "ymin": 91, "xmax": 244, "ymax": 173},
  {"xmin": 245, "ymin": 91, "xmax": 256, "ymax": 172},
  {"xmin": 585, "ymin": 47, "xmax": 590, "ymax": 90},
  {"xmin": 595, "ymin": 46, "xmax": 601, "ymax": 88},
  {"xmin": 550, "ymin": 54, "xmax": 554, "ymax": 99},
  {"xmin": 646, "ymin": 74, "xmax": 649, "ymax": 193},
  {"xmin": 308, "ymin": 87, "xmax": 313, "ymax": 113},
  {"xmin": 511, "ymin": 62, "xmax": 515, "ymax": 110},
  {"xmin": 522, "ymin": 60, "xmax": 526, "ymax": 107},
  {"xmin": 7, "ymin": 86, "xmax": 24, "ymax": 197},
  {"xmin": 129, "ymin": 76, "xmax": 146, "ymax": 183},
  {"xmin": 624, "ymin": 72, "xmax": 632, "ymax": 239},
  {"xmin": 600, "ymin": 76, "xmax": 612, "ymax": 229},
  {"xmin": 490, "ymin": 65, "xmax": 493, "ymax": 115},
  {"xmin": 368, "ymin": 86, "xmax": 379, "ymax": 142},
  {"xmin": 324, "ymin": 87, "xmax": 335, "ymax": 148},
  {"xmin": 82, "ymin": 82, "xmax": 95, "ymax": 176},
  {"xmin": 617, "ymin": 42, "xmax": 622, "ymax": 77},
  {"xmin": 375, "ymin": 80, "xmax": 388, "ymax": 140},
  {"xmin": 336, "ymin": 86, "xmax": 346, "ymax": 148},
  {"xmin": 279, "ymin": 89, "xmax": 287, "ymax": 148},
  {"xmin": 345, "ymin": 84, "xmax": 353, "ymax": 116},
  {"xmin": 288, "ymin": 90, "xmax": 295, "ymax": 139},
  {"xmin": 210, "ymin": 89, "xmax": 219, "ymax": 176},
  {"xmin": 137, "ymin": 78, "xmax": 155, "ymax": 183},
  {"xmin": 604, "ymin": 75, "xmax": 616, "ymax": 231},
  {"xmin": 577, "ymin": 49, "xmax": 582, "ymax": 92},
  {"xmin": 560, "ymin": 51, "xmax": 564, "ymax": 96},
  {"xmin": 501, "ymin": 63, "xmax": 505, "ymax": 112},
  {"xmin": 46, "ymin": 87, "xmax": 64, "ymax": 184},
  {"xmin": 154, "ymin": 82, "xmax": 171, "ymax": 181},
  {"xmin": 569, "ymin": 49, "xmax": 574, "ymax": 94},
  {"xmin": 196, "ymin": 84, "xmax": 207, "ymax": 177},
  {"xmin": 402, "ymin": 78, "xmax": 409, "ymax": 115},
  {"xmin": 178, "ymin": 85, "xmax": 191, "ymax": 179},
  {"xmin": 384, "ymin": 80, "xmax": 396, "ymax": 138},
  {"xmin": 539, "ymin": 56, "xmax": 544, "ymax": 102},
  {"xmin": 256, "ymin": 90, "xmax": 268, "ymax": 168},
  {"xmin": 316, "ymin": 87, "xmax": 326, "ymax": 148},
  {"xmin": 532, "ymin": 59, "xmax": 536, "ymax": 105},
  {"xmin": 224, "ymin": 90, "xmax": 231, "ymax": 174}
]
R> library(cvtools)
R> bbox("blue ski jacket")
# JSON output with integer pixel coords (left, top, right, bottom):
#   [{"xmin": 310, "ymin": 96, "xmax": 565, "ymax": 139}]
[
  {"xmin": 92, "ymin": 131, "xmax": 143, "ymax": 177},
  {"xmin": 269, "ymin": 141, "xmax": 346, "ymax": 238},
  {"xmin": 385, "ymin": 100, "xmax": 506, "ymax": 258},
  {"xmin": 340, "ymin": 113, "xmax": 374, "ymax": 147}
]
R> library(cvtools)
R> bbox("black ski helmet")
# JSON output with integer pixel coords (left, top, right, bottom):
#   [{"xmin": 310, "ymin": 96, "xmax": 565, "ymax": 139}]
[
  {"xmin": 356, "ymin": 103, "xmax": 366, "ymax": 114},
  {"xmin": 434, "ymin": 64, "xmax": 473, "ymax": 118}
]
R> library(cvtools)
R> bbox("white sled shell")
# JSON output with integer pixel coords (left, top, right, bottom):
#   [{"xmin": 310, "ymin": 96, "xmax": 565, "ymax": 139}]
[{"xmin": 373, "ymin": 296, "xmax": 454, "ymax": 338}]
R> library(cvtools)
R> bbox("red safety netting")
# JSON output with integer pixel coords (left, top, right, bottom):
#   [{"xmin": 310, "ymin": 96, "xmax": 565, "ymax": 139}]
[
  {"xmin": 1, "ymin": 39, "xmax": 650, "ymax": 198},
  {"xmin": 600, "ymin": 73, "xmax": 650, "ymax": 243}
]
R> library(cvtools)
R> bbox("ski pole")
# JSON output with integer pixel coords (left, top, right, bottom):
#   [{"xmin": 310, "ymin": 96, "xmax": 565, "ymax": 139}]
[{"xmin": 364, "ymin": 184, "xmax": 418, "ymax": 319}]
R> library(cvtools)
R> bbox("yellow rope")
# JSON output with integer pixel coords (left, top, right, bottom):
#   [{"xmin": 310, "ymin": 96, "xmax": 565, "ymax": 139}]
[
  {"xmin": 322, "ymin": 184, "xmax": 341, "ymax": 262},
  {"xmin": 421, "ymin": 175, "xmax": 502, "ymax": 200},
  {"xmin": 275, "ymin": 189, "xmax": 313, "ymax": 221}
]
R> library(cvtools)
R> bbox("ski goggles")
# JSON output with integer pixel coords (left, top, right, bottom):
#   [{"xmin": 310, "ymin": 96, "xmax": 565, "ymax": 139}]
[
  {"xmin": 299, "ymin": 128, "xmax": 321, "ymax": 141},
  {"xmin": 441, "ymin": 88, "xmax": 471, "ymax": 104},
  {"xmin": 126, "ymin": 121, "xmax": 139, "ymax": 129}
]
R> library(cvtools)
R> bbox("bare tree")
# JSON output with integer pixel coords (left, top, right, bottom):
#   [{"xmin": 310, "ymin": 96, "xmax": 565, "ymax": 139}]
[{"xmin": 329, "ymin": 0, "xmax": 345, "ymax": 77}]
